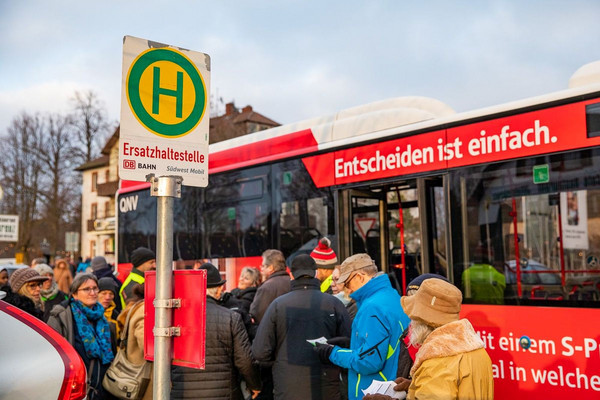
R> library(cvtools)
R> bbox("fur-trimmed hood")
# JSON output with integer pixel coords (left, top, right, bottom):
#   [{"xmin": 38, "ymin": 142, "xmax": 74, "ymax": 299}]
[{"xmin": 410, "ymin": 319, "xmax": 484, "ymax": 376}]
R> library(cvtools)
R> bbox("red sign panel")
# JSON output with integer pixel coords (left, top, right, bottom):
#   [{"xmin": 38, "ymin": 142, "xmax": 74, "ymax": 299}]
[
  {"xmin": 303, "ymin": 99, "xmax": 600, "ymax": 187},
  {"xmin": 144, "ymin": 270, "xmax": 207, "ymax": 369},
  {"xmin": 462, "ymin": 304, "xmax": 600, "ymax": 399}
]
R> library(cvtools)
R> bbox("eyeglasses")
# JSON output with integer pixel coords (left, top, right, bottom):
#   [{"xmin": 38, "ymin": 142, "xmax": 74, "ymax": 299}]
[
  {"xmin": 78, "ymin": 286, "xmax": 99, "ymax": 294},
  {"xmin": 343, "ymin": 273, "xmax": 359, "ymax": 289},
  {"xmin": 26, "ymin": 282, "xmax": 43, "ymax": 289}
]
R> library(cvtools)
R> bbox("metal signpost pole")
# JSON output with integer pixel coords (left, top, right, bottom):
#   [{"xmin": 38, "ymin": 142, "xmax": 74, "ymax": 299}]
[{"xmin": 150, "ymin": 175, "xmax": 181, "ymax": 399}]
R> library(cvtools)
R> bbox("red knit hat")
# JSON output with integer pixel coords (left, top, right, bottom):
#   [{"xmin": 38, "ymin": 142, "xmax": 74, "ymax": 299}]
[{"xmin": 310, "ymin": 237, "xmax": 338, "ymax": 269}]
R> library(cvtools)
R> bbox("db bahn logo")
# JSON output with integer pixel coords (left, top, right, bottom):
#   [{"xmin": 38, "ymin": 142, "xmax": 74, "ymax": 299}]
[
  {"xmin": 126, "ymin": 47, "xmax": 207, "ymax": 138},
  {"xmin": 123, "ymin": 159, "xmax": 136, "ymax": 169}
]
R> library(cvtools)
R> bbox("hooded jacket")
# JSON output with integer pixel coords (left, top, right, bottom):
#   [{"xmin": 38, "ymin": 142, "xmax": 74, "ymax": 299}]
[
  {"xmin": 252, "ymin": 277, "xmax": 351, "ymax": 400},
  {"xmin": 170, "ymin": 296, "xmax": 260, "ymax": 400},
  {"xmin": 329, "ymin": 274, "xmax": 410, "ymax": 400},
  {"xmin": 407, "ymin": 319, "xmax": 494, "ymax": 400}
]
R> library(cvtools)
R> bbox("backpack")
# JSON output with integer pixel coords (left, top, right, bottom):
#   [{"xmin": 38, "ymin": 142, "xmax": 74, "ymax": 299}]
[{"xmin": 102, "ymin": 301, "xmax": 151, "ymax": 399}]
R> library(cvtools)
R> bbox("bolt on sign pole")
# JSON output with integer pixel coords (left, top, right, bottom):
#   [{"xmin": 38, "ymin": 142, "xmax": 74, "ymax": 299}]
[{"xmin": 150, "ymin": 175, "xmax": 181, "ymax": 399}]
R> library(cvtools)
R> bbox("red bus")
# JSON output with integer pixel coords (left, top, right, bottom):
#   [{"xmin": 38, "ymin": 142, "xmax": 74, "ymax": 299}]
[{"xmin": 117, "ymin": 68, "xmax": 600, "ymax": 398}]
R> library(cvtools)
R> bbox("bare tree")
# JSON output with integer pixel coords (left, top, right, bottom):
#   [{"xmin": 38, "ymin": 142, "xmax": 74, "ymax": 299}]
[
  {"xmin": 70, "ymin": 90, "xmax": 112, "ymax": 163},
  {"xmin": 35, "ymin": 113, "xmax": 81, "ymax": 255},
  {"xmin": 0, "ymin": 113, "xmax": 46, "ymax": 260}
]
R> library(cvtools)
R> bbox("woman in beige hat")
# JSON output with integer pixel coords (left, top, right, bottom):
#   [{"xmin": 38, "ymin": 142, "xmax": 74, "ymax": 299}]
[
  {"xmin": 7, "ymin": 268, "xmax": 49, "ymax": 319},
  {"xmin": 400, "ymin": 279, "xmax": 494, "ymax": 399}
]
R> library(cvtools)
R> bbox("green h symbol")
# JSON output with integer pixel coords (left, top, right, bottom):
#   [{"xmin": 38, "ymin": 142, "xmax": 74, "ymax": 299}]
[{"xmin": 152, "ymin": 66, "xmax": 183, "ymax": 118}]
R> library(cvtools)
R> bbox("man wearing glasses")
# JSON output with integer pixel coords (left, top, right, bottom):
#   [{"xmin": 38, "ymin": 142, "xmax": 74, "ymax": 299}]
[{"xmin": 314, "ymin": 253, "xmax": 410, "ymax": 400}]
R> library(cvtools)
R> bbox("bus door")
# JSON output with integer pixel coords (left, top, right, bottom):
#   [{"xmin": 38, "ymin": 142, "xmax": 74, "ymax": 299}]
[
  {"xmin": 341, "ymin": 189, "xmax": 388, "ymax": 271},
  {"xmin": 339, "ymin": 175, "xmax": 450, "ymax": 292}
]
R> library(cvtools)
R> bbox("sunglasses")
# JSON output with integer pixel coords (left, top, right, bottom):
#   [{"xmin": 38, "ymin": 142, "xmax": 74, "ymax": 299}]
[{"xmin": 26, "ymin": 282, "xmax": 43, "ymax": 289}]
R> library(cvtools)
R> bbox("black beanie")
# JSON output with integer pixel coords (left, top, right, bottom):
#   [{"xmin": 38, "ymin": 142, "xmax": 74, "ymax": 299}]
[
  {"xmin": 130, "ymin": 247, "xmax": 155, "ymax": 268},
  {"xmin": 98, "ymin": 277, "xmax": 119, "ymax": 297}
]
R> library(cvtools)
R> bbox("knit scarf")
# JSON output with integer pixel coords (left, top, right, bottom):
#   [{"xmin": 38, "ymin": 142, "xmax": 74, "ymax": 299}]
[
  {"xmin": 70, "ymin": 300, "xmax": 114, "ymax": 365},
  {"xmin": 41, "ymin": 281, "xmax": 60, "ymax": 301}
]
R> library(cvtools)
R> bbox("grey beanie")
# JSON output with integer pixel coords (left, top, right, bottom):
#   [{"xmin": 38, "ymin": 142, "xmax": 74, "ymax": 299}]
[
  {"xmin": 91, "ymin": 256, "xmax": 108, "ymax": 272},
  {"xmin": 34, "ymin": 263, "xmax": 54, "ymax": 276}
]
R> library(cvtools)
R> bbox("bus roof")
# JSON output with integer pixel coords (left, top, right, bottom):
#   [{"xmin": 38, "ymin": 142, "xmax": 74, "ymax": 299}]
[{"xmin": 119, "ymin": 75, "xmax": 600, "ymax": 193}]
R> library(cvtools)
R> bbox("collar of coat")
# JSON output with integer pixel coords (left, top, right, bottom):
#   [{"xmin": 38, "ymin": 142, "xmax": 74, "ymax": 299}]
[
  {"xmin": 350, "ymin": 273, "xmax": 391, "ymax": 304},
  {"xmin": 266, "ymin": 270, "xmax": 290, "ymax": 281},
  {"xmin": 410, "ymin": 319, "xmax": 485, "ymax": 377},
  {"xmin": 290, "ymin": 277, "xmax": 320, "ymax": 291}
]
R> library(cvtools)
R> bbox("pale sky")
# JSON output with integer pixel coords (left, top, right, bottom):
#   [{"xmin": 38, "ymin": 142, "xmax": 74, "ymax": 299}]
[{"xmin": 1, "ymin": 1, "xmax": 599, "ymax": 135}]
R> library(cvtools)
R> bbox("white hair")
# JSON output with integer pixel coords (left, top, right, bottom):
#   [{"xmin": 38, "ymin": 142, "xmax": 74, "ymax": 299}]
[
  {"xmin": 409, "ymin": 320, "xmax": 435, "ymax": 347},
  {"xmin": 206, "ymin": 286, "xmax": 222, "ymax": 299}
]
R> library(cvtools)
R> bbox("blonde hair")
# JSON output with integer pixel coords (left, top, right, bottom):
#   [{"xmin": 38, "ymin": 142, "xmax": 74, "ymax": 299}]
[
  {"xmin": 240, "ymin": 267, "xmax": 261, "ymax": 287},
  {"xmin": 18, "ymin": 285, "xmax": 44, "ymax": 311}
]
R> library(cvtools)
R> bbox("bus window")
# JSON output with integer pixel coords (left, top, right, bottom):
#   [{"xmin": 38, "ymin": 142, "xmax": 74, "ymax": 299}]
[
  {"xmin": 451, "ymin": 148, "xmax": 600, "ymax": 306},
  {"xmin": 273, "ymin": 159, "xmax": 335, "ymax": 261},
  {"xmin": 204, "ymin": 169, "xmax": 271, "ymax": 259}
]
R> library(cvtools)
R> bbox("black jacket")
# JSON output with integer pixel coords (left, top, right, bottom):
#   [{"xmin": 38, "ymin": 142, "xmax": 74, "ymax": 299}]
[
  {"xmin": 170, "ymin": 296, "xmax": 261, "ymax": 400},
  {"xmin": 0, "ymin": 285, "xmax": 44, "ymax": 320},
  {"xmin": 231, "ymin": 286, "xmax": 257, "ymax": 315},
  {"xmin": 252, "ymin": 277, "xmax": 352, "ymax": 400}
]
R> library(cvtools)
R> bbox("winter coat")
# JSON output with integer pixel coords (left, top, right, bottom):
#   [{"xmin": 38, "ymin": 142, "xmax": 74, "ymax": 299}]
[
  {"xmin": 220, "ymin": 290, "xmax": 255, "ymax": 339},
  {"xmin": 41, "ymin": 289, "xmax": 68, "ymax": 322},
  {"xmin": 53, "ymin": 261, "xmax": 73, "ymax": 294},
  {"xmin": 120, "ymin": 268, "xmax": 144, "ymax": 308},
  {"xmin": 252, "ymin": 277, "xmax": 352, "ymax": 400},
  {"xmin": 249, "ymin": 270, "xmax": 290, "ymax": 324},
  {"xmin": 116, "ymin": 301, "xmax": 153, "ymax": 400},
  {"xmin": 231, "ymin": 286, "xmax": 257, "ymax": 314},
  {"xmin": 329, "ymin": 274, "xmax": 411, "ymax": 400},
  {"xmin": 407, "ymin": 319, "xmax": 494, "ymax": 400},
  {"xmin": 47, "ymin": 299, "xmax": 117, "ymax": 400},
  {"xmin": 0, "ymin": 284, "xmax": 44, "ymax": 320},
  {"xmin": 170, "ymin": 296, "xmax": 261, "ymax": 400}
]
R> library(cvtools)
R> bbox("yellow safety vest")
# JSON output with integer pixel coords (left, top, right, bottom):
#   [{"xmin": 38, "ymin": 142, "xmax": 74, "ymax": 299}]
[
  {"xmin": 320, "ymin": 274, "xmax": 333, "ymax": 293},
  {"xmin": 119, "ymin": 271, "xmax": 145, "ymax": 309}
]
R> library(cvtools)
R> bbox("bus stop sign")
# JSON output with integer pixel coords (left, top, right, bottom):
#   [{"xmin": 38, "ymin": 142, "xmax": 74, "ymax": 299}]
[{"xmin": 118, "ymin": 35, "xmax": 211, "ymax": 187}]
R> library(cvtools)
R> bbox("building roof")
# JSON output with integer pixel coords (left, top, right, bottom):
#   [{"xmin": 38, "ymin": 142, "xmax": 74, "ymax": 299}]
[
  {"xmin": 101, "ymin": 126, "xmax": 120, "ymax": 155},
  {"xmin": 74, "ymin": 155, "xmax": 109, "ymax": 171},
  {"xmin": 209, "ymin": 103, "xmax": 279, "ymax": 143}
]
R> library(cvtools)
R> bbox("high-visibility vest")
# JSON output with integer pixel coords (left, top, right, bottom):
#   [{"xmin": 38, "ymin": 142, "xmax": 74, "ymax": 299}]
[
  {"xmin": 320, "ymin": 274, "xmax": 333, "ymax": 293},
  {"xmin": 119, "ymin": 271, "xmax": 145, "ymax": 309}
]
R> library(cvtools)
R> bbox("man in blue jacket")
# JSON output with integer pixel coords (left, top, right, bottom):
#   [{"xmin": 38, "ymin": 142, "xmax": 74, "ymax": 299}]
[{"xmin": 315, "ymin": 253, "xmax": 410, "ymax": 400}]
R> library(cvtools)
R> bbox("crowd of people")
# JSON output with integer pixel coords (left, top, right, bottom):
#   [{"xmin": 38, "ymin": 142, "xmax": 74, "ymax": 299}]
[{"xmin": 0, "ymin": 236, "xmax": 494, "ymax": 399}]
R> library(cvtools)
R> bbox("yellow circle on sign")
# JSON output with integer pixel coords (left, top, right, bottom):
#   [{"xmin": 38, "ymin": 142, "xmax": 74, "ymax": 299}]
[{"xmin": 137, "ymin": 60, "xmax": 197, "ymax": 125}]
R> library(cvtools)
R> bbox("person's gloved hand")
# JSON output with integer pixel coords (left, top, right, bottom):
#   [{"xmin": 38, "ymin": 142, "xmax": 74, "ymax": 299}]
[
  {"xmin": 313, "ymin": 342, "xmax": 334, "ymax": 364},
  {"xmin": 362, "ymin": 395, "xmax": 394, "ymax": 400},
  {"xmin": 393, "ymin": 377, "xmax": 411, "ymax": 392},
  {"xmin": 327, "ymin": 336, "xmax": 350, "ymax": 348}
]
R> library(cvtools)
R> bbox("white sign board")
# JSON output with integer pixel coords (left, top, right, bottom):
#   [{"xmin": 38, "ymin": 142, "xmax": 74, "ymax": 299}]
[
  {"xmin": 0, "ymin": 215, "xmax": 19, "ymax": 242},
  {"xmin": 65, "ymin": 231, "xmax": 80, "ymax": 252},
  {"xmin": 561, "ymin": 190, "xmax": 589, "ymax": 250},
  {"xmin": 119, "ymin": 36, "xmax": 211, "ymax": 187}
]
